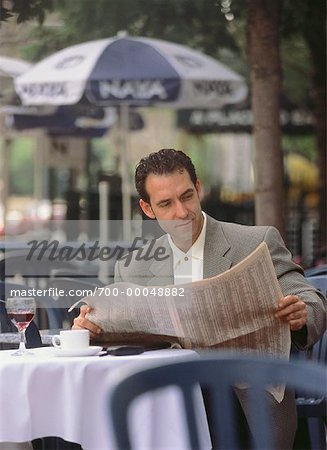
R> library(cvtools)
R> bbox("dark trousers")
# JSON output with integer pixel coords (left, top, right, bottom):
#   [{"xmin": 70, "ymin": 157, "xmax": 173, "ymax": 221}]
[{"xmin": 203, "ymin": 387, "xmax": 297, "ymax": 449}]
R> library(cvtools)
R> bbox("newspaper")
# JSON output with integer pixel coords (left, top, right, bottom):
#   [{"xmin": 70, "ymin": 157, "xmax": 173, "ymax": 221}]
[{"xmin": 80, "ymin": 242, "xmax": 290, "ymax": 362}]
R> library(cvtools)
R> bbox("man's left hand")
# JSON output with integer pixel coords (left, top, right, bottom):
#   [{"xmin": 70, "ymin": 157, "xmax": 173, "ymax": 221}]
[{"xmin": 275, "ymin": 295, "xmax": 307, "ymax": 331}]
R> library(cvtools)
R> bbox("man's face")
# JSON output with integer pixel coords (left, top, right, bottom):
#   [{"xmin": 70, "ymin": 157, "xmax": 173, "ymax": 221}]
[{"xmin": 139, "ymin": 169, "xmax": 203, "ymax": 249}]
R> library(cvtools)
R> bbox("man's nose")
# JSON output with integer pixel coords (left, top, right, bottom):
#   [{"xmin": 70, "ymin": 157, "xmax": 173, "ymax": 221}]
[{"xmin": 174, "ymin": 201, "xmax": 188, "ymax": 219}]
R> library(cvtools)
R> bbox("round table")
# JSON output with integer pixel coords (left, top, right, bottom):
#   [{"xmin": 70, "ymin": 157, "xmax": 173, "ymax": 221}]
[{"xmin": 0, "ymin": 347, "xmax": 211, "ymax": 450}]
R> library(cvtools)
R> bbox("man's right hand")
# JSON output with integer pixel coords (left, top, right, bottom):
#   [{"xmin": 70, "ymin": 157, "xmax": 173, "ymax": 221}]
[{"xmin": 72, "ymin": 305, "xmax": 103, "ymax": 338}]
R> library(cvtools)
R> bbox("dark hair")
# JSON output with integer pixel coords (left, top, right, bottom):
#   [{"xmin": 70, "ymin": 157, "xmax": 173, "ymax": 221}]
[{"xmin": 135, "ymin": 148, "xmax": 197, "ymax": 202}]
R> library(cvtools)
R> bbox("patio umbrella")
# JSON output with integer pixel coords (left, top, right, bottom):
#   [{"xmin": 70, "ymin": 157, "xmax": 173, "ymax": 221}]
[
  {"xmin": 0, "ymin": 55, "xmax": 32, "ymax": 78},
  {"xmin": 15, "ymin": 32, "xmax": 248, "ymax": 237},
  {"xmin": 0, "ymin": 55, "xmax": 32, "ymax": 105}
]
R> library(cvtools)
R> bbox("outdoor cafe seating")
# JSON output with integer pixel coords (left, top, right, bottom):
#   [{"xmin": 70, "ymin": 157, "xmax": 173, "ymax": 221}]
[{"xmin": 0, "ymin": 236, "xmax": 326, "ymax": 449}]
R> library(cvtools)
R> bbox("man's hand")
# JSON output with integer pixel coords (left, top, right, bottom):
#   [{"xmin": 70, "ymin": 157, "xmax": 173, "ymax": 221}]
[
  {"xmin": 275, "ymin": 295, "xmax": 307, "ymax": 331},
  {"xmin": 72, "ymin": 305, "xmax": 103, "ymax": 338}
]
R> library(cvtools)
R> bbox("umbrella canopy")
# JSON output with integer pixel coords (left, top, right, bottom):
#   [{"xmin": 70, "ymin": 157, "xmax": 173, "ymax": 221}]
[
  {"xmin": 15, "ymin": 33, "xmax": 247, "ymax": 108},
  {"xmin": 0, "ymin": 56, "xmax": 32, "ymax": 78},
  {"xmin": 0, "ymin": 56, "xmax": 32, "ymax": 105}
]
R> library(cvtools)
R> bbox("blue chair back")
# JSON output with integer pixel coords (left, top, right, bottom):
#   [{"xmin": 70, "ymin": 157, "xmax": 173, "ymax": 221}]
[
  {"xmin": 291, "ymin": 274, "xmax": 326, "ymax": 450},
  {"xmin": 107, "ymin": 354, "xmax": 327, "ymax": 450},
  {"xmin": 305, "ymin": 265, "xmax": 327, "ymax": 277},
  {"xmin": 306, "ymin": 275, "xmax": 327, "ymax": 297},
  {"xmin": 293, "ymin": 329, "xmax": 327, "ymax": 450}
]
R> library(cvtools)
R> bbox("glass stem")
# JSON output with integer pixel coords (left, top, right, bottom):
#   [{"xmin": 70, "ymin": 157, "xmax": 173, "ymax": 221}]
[{"xmin": 19, "ymin": 330, "xmax": 26, "ymax": 352}]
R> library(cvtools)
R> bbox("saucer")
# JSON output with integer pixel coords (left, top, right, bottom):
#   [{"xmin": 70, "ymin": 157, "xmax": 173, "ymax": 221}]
[{"xmin": 53, "ymin": 346, "xmax": 103, "ymax": 357}]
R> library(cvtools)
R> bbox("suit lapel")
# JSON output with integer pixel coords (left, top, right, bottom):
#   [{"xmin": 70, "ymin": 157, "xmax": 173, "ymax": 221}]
[
  {"xmin": 147, "ymin": 235, "xmax": 174, "ymax": 286},
  {"xmin": 203, "ymin": 216, "xmax": 232, "ymax": 278}
]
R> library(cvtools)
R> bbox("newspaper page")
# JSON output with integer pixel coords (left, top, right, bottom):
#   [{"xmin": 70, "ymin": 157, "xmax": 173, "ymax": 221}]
[{"xmin": 80, "ymin": 242, "xmax": 290, "ymax": 360}]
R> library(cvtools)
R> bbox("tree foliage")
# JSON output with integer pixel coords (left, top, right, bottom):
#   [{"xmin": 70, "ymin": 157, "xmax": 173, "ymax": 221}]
[
  {"xmin": 17, "ymin": 0, "xmax": 244, "ymax": 72},
  {"xmin": 0, "ymin": 0, "xmax": 54, "ymax": 24},
  {"xmin": 54, "ymin": 0, "xmax": 238, "ymax": 53}
]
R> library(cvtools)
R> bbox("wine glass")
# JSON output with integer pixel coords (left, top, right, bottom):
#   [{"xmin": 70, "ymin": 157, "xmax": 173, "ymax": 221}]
[{"xmin": 6, "ymin": 297, "xmax": 36, "ymax": 356}]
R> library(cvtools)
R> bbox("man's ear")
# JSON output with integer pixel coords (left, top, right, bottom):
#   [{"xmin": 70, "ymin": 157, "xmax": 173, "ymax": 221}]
[
  {"xmin": 195, "ymin": 179, "xmax": 202, "ymax": 196},
  {"xmin": 139, "ymin": 199, "xmax": 156, "ymax": 219}
]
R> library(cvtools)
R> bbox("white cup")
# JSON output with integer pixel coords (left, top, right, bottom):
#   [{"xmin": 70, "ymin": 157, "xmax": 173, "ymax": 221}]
[{"xmin": 52, "ymin": 330, "xmax": 90, "ymax": 350}]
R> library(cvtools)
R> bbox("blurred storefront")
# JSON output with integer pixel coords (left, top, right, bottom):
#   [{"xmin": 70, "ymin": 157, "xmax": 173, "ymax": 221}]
[{"xmin": 177, "ymin": 96, "xmax": 322, "ymax": 267}]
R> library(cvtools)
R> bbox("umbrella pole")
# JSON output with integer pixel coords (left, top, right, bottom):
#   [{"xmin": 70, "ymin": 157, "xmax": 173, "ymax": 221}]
[
  {"xmin": 33, "ymin": 131, "xmax": 46, "ymax": 233},
  {"xmin": 98, "ymin": 180, "xmax": 110, "ymax": 284},
  {"xmin": 120, "ymin": 103, "xmax": 132, "ymax": 241},
  {"xmin": 1, "ymin": 134, "xmax": 11, "ymax": 231}
]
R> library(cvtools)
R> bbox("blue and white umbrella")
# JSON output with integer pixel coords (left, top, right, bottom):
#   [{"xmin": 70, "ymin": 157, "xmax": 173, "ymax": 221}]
[
  {"xmin": 0, "ymin": 55, "xmax": 32, "ymax": 105},
  {"xmin": 0, "ymin": 55, "xmax": 32, "ymax": 78},
  {"xmin": 15, "ymin": 33, "xmax": 247, "ymax": 108},
  {"xmin": 15, "ymin": 33, "xmax": 247, "ymax": 236}
]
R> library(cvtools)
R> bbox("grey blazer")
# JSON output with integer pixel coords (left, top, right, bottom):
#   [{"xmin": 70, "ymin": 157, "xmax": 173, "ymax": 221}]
[{"xmin": 115, "ymin": 215, "xmax": 326, "ymax": 348}]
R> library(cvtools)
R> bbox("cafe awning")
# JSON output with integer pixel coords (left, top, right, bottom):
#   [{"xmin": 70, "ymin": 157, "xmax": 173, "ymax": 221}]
[{"xmin": 177, "ymin": 95, "xmax": 314, "ymax": 135}]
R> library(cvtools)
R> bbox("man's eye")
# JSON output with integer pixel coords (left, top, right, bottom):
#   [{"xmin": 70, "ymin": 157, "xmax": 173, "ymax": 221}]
[
  {"xmin": 159, "ymin": 202, "xmax": 170, "ymax": 208},
  {"xmin": 182, "ymin": 193, "xmax": 193, "ymax": 201}
]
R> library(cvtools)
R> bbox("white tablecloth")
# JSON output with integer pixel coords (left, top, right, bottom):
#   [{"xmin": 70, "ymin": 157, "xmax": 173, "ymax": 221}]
[{"xmin": 0, "ymin": 347, "xmax": 211, "ymax": 450}]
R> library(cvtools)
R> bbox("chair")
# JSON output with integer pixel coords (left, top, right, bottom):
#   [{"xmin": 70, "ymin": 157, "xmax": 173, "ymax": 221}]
[
  {"xmin": 0, "ymin": 249, "xmax": 77, "ymax": 287},
  {"xmin": 0, "ymin": 249, "xmax": 79, "ymax": 329},
  {"xmin": 293, "ymin": 330, "xmax": 327, "ymax": 450},
  {"xmin": 305, "ymin": 265, "xmax": 327, "ymax": 278},
  {"xmin": 289, "ymin": 275, "xmax": 327, "ymax": 449},
  {"xmin": 306, "ymin": 275, "xmax": 327, "ymax": 296},
  {"xmin": 107, "ymin": 353, "xmax": 327, "ymax": 450},
  {"xmin": 0, "ymin": 280, "xmax": 63, "ymax": 330}
]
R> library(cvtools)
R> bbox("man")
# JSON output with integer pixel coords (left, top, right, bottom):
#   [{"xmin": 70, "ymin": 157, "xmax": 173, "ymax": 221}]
[{"xmin": 74, "ymin": 148, "xmax": 326, "ymax": 448}]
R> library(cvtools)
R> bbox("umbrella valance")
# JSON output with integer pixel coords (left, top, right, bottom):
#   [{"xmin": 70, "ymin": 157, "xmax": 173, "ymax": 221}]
[
  {"xmin": 2, "ymin": 105, "xmax": 144, "ymax": 137},
  {"xmin": 15, "ymin": 35, "xmax": 247, "ymax": 108}
]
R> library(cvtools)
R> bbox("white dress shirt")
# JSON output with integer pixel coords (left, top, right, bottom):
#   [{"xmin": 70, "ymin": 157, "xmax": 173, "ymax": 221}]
[{"xmin": 168, "ymin": 212, "xmax": 207, "ymax": 285}]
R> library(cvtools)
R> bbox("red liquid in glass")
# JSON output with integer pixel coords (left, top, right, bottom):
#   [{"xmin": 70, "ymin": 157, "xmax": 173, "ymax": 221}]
[{"xmin": 8, "ymin": 312, "xmax": 34, "ymax": 332}]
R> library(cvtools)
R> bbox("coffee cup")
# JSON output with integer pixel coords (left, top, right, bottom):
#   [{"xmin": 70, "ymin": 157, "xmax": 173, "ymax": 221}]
[{"xmin": 52, "ymin": 329, "xmax": 90, "ymax": 350}]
